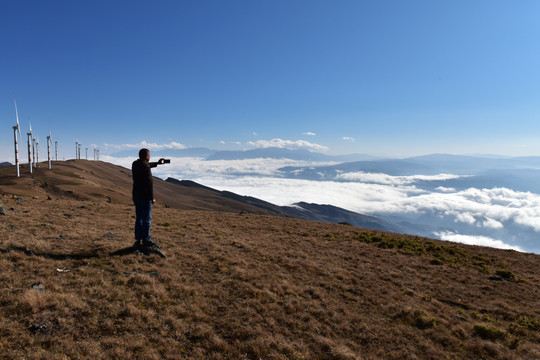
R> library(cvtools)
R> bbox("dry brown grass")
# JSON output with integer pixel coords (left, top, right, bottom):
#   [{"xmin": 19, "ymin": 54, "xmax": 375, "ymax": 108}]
[
  {"xmin": 0, "ymin": 162, "xmax": 539, "ymax": 359},
  {"xmin": 0, "ymin": 196, "xmax": 538, "ymax": 359}
]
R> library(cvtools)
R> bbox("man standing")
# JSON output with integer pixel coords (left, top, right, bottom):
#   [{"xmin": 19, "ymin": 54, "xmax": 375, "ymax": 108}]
[{"xmin": 132, "ymin": 148, "xmax": 165, "ymax": 247}]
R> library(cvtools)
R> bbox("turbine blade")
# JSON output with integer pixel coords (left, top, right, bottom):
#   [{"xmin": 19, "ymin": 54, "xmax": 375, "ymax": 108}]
[
  {"xmin": 14, "ymin": 100, "xmax": 22, "ymax": 138},
  {"xmin": 14, "ymin": 99, "xmax": 20, "ymax": 128}
]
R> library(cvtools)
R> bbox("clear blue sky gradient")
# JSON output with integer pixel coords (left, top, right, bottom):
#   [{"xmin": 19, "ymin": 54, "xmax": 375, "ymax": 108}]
[{"xmin": 2, "ymin": 0, "xmax": 540, "ymax": 160}]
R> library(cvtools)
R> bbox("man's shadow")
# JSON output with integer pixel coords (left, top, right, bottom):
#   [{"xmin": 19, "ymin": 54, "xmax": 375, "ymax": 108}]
[
  {"xmin": 0, "ymin": 245, "xmax": 103, "ymax": 260},
  {"xmin": 1, "ymin": 244, "xmax": 165, "ymax": 259}
]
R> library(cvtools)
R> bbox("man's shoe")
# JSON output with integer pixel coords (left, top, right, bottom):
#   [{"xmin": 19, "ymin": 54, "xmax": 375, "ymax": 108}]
[
  {"xmin": 133, "ymin": 240, "xmax": 142, "ymax": 248},
  {"xmin": 142, "ymin": 241, "xmax": 165, "ymax": 258},
  {"xmin": 142, "ymin": 240, "xmax": 160, "ymax": 248}
]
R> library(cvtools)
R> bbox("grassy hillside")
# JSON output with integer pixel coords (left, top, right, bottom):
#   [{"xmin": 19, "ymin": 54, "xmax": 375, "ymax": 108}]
[
  {"xmin": 0, "ymin": 162, "xmax": 538, "ymax": 359},
  {"xmin": 0, "ymin": 160, "xmax": 289, "ymax": 214}
]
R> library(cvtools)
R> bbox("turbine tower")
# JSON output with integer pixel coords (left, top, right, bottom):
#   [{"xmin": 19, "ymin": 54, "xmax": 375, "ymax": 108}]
[
  {"xmin": 12, "ymin": 100, "xmax": 22, "ymax": 177},
  {"xmin": 35, "ymin": 135, "xmax": 40, "ymax": 167},
  {"xmin": 47, "ymin": 129, "xmax": 52, "ymax": 170},
  {"xmin": 32, "ymin": 130, "xmax": 36, "ymax": 168},
  {"xmin": 55, "ymin": 140, "xmax": 58, "ymax": 161},
  {"xmin": 27, "ymin": 124, "xmax": 33, "ymax": 173}
]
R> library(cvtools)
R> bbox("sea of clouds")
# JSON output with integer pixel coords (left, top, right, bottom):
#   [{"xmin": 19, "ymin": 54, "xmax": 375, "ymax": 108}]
[{"xmin": 103, "ymin": 155, "xmax": 539, "ymax": 253}]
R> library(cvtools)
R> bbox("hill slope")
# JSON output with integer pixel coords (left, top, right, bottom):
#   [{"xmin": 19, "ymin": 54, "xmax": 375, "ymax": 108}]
[
  {"xmin": 0, "ymin": 161, "xmax": 539, "ymax": 359},
  {"xmin": 0, "ymin": 160, "xmax": 288, "ymax": 215}
]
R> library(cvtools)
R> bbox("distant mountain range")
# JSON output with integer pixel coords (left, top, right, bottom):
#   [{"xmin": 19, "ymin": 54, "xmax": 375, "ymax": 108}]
[
  {"xmin": 0, "ymin": 162, "xmax": 12, "ymax": 166},
  {"xmin": 278, "ymin": 154, "xmax": 540, "ymax": 193},
  {"xmin": 110, "ymin": 147, "xmax": 377, "ymax": 162},
  {"xmin": 109, "ymin": 147, "xmax": 217, "ymax": 158},
  {"xmin": 280, "ymin": 153, "xmax": 540, "ymax": 176},
  {"xmin": 206, "ymin": 148, "xmax": 376, "ymax": 162}
]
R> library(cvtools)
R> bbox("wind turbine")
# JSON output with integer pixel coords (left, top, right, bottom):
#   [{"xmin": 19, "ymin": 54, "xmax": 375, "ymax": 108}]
[
  {"xmin": 35, "ymin": 135, "xmax": 40, "ymax": 167},
  {"xmin": 47, "ymin": 129, "xmax": 52, "ymax": 169},
  {"xmin": 12, "ymin": 100, "xmax": 22, "ymax": 177},
  {"xmin": 55, "ymin": 140, "xmax": 58, "ymax": 161},
  {"xmin": 27, "ymin": 123, "xmax": 33, "ymax": 173},
  {"xmin": 32, "ymin": 129, "xmax": 36, "ymax": 168}
]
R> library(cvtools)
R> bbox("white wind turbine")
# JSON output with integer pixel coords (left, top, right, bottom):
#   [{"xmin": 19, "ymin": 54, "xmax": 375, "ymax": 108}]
[
  {"xmin": 27, "ymin": 123, "xmax": 33, "ymax": 173},
  {"xmin": 31, "ymin": 129, "xmax": 36, "ymax": 168},
  {"xmin": 35, "ymin": 135, "xmax": 40, "ymax": 167},
  {"xmin": 12, "ymin": 100, "xmax": 22, "ymax": 177},
  {"xmin": 47, "ymin": 129, "xmax": 52, "ymax": 169}
]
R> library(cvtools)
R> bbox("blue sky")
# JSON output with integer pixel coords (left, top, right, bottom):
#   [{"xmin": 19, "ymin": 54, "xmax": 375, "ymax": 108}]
[{"xmin": 2, "ymin": 0, "xmax": 540, "ymax": 160}]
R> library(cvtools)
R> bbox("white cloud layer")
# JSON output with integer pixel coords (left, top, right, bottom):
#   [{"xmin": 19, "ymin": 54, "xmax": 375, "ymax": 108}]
[
  {"xmin": 246, "ymin": 138, "xmax": 328, "ymax": 152},
  {"xmin": 335, "ymin": 172, "xmax": 467, "ymax": 185},
  {"xmin": 342, "ymin": 137, "xmax": 355, "ymax": 142},
  {"xmin": 436, "ymin": 186, "xmax": 456, "ymax": 193},
  {"xmin": 102, "ymin": 156, "xmax": 334, "ymax": 178},
  {"xmin": 434, "ymin": 232, "xmax": 523, "ymax": 251},
  {"xmin": 302, "ymin": 132, "xmax": 316, "ymax": 136},
  {"xmin": 104, "ymin": 140, "xmax": 186, "ymax": 150},
  {"xmin": 482, "ymin": 217, "xmax": 504, "ymax": 229}
]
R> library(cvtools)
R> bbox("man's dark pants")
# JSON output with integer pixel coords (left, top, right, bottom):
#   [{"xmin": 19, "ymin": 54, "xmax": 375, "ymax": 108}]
[{"xmin": 134, "ymin": 199, "xmax": 152, "ymax": 243}]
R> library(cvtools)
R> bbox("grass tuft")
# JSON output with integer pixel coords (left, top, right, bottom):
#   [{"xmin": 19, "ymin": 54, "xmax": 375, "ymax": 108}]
[
  {"xmin": 495, "ymin": 269, "xmax": 515, "ymax": 280},
  {"xmin": 510, "ymin": 316, "xmax": 540, "ymax": 333},
  {"xmin": 395, "ymin": 308, "xmax": 436, "ymax": 329},
  {"xmin": 473, "ymin": 324, "xmax": 507, "ymax": 341}
]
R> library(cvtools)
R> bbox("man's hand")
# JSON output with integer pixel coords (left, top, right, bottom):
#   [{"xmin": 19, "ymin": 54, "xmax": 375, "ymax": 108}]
[
  {"xmin": 157, "ymin": 158, "xmax": 166, "ymax": 165},
  {"xmin": 152, "ymin": 199, "xmax": 156, "ymax": 204}
]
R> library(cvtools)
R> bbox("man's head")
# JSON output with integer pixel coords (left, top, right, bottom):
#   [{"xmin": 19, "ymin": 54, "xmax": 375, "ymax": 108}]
[{"xmin": 138, "ymin": 148, "xmax": 150, "ymax": 162}]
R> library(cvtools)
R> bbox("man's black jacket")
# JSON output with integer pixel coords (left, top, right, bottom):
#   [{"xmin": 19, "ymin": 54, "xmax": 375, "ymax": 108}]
[{"xmin": 132, "ymin": 159, "xmax": 158, "ymax": 201}]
